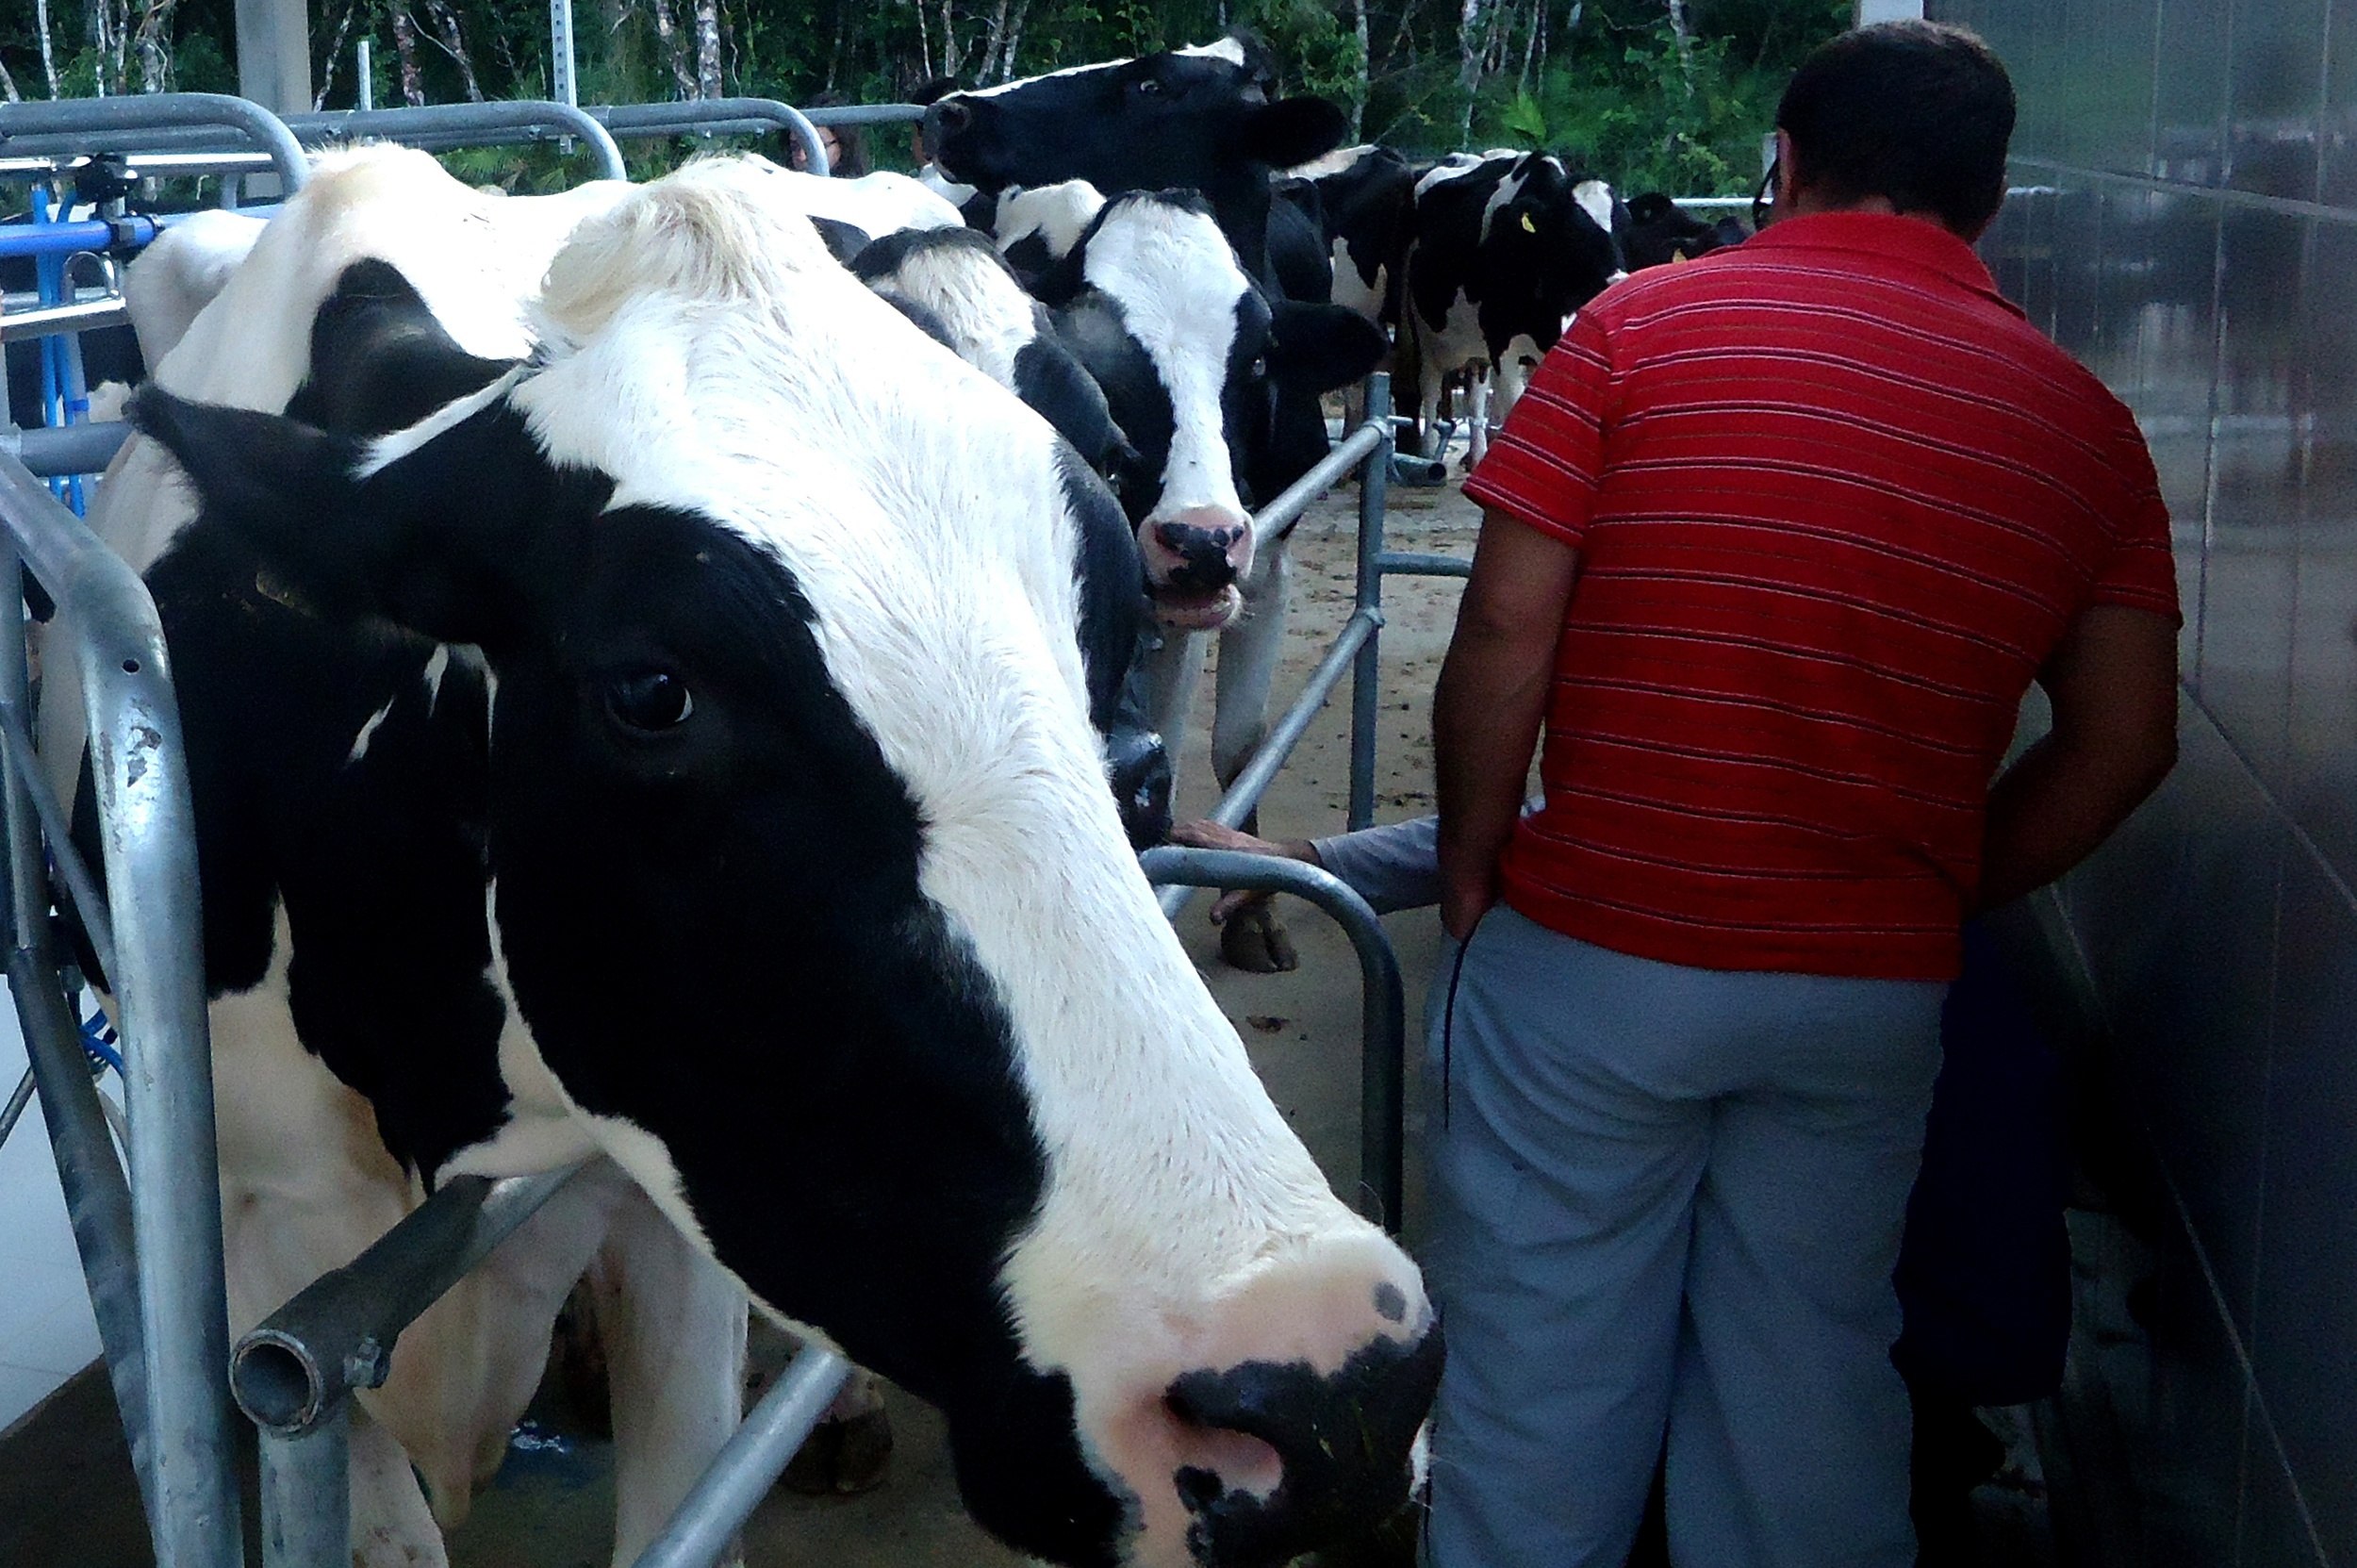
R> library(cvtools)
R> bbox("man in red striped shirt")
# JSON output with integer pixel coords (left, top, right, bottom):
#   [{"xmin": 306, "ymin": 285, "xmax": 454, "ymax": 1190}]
[{"xmin": 1425, "ymin": 22, "xmax": 2178, "ymax": 1567}]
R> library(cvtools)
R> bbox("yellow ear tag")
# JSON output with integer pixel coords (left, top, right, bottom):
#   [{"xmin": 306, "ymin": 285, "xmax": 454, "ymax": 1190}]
[
  {"xmin": 1671, "ymin": 246, "xmax": 1689, "ymax": 263},
  {"xmin": 1520, "ymin": 211, "xmax": 1537, "ymax": 234}
]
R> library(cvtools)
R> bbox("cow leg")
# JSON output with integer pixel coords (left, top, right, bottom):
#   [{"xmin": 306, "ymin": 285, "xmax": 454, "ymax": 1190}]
[
  {"xmin": 1465, "ymin": 371, "xmax": 1493, "ymax": 468},
  {"xmin": 1211, "ymin": 545, "xmax": 1298, "ymax": 974},
  {"xmin": 585, "ymin": 1181, "xmax": 750, "ymax": 1564},
  {"xmin": 1142, "ymin": 623, "xmax": 1208, "ymax": 802},
  {"xmin": 1412, "ymin": 323, "xmax": 1447, "ymax": 460},
  {"xmin": 348, "ymin": 1405, "xmax": 452, "ymax": 1568}
]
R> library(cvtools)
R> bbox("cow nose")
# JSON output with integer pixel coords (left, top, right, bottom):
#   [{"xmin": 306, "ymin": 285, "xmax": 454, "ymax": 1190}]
[
  {"xmin": 1148, "ymin": 1233, "xmax": 1441, "ymax": 1561},
  {"xmin": 1146, "ymin": 506, "xmax": 1255, "ymax": 592}
]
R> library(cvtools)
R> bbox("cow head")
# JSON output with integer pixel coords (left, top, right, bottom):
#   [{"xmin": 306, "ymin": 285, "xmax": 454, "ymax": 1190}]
[
  {"xmin": 130, "ymin": 157, "xmax": 1432, "ymax": 1568},
  {"xmin": 1041, "ymin": 190, "xmax": 1383, "ymax": 629},
  {"xmin": 1491, "ymin": 157, "xmax": 1627, "ymax": 338},
  {"xmin": 925, "ymin": 36, "xmax": 1347, "ymax": 204}
]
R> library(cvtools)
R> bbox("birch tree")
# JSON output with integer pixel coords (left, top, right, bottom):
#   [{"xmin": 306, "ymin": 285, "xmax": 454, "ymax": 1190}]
[
  {"xmin": 692, "ymin": 0, "xmax": 721, "ymax": 97},
  {"xmin": 424, "ymin": 0, "xmax": 486, "ymax": 99},
  {"xmin": 650, "ymin": 0, "xmax": 698, "ymax": 98},
  {"xmin": 33, "ymin": 0, "xmax": 62, "ymax": 98},
  {"xmin": 0, "ymin": 58, "xmax": 20, "ymax": 101},
  {"xmin": 389, "ymin": 6, "xmax": 427, "ymax": 105},
  {"xmin": 1456, "ymin": 0, "xmax": 1489, "ymax": 140},
  {"xmin": 131, "ymin": 0, "xmax": 177, "ymax": 91}
]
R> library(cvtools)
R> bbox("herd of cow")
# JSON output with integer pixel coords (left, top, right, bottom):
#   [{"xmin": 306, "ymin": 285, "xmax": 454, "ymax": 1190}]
[{"xmin": 3, "ymin": 30, "xmax": 1747, "ymax": 1568}]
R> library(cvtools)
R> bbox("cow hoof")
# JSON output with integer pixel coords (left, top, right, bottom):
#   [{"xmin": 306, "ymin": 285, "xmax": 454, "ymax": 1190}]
[
  {"xmin": 1220, "ymin": 904, "xmax": 1298, "ymax": 973},
  {"xmin": 779, "ymin": 1408, "xmax": 894, "ymax": 1496}
]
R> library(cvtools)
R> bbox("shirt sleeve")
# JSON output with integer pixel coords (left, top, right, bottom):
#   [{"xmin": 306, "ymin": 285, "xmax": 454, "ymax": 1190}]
[
  {"xmin": 2089, "ymin": 413, "xmax": 2184, "ymax": 625},
  {"xmin": 1310, "ymin": 816, "xmax": 1441, "ymax": 916},
  {"xmin": 1460, "ymin": 306, "xmax": 1618, "ymax": 549}
]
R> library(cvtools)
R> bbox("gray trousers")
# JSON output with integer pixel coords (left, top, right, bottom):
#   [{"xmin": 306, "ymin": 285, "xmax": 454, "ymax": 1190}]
[{"xmin": 1421, "ymin": 906, "xmax": 1944, "ymax": 1568}]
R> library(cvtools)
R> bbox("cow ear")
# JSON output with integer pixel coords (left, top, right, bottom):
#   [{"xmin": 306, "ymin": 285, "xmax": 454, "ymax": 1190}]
[
  {"xmin": 1232, "ymin": 97, "xmax": 1348, "ymax": 171},
  {"xmin": 129, "ymin": 386, "xmax": 523, "ymax": 648},
  {"xmin": 131, "ymin": 386, "xmax": 366, "ymax": 547},
  {"xmin": 1266, "ymin": 301, "xmax": 1388, "ymax": 395}
]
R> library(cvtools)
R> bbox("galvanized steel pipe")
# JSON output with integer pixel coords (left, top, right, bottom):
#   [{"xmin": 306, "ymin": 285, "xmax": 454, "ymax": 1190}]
[
  {"xmin": 1143, "ymin": 847, "xmax": 1408, "ymax": 1230},
  {"xmin": 0, "ymin": 92, "xmax": 308, "ymax": 191},
  {"xmin": 628, "ymin": 1347, "xmax": 854, "ymax": 1568},
  {"xmin": 233, "ymin": 1165, "xmax": 585, "ymax": 1435}
]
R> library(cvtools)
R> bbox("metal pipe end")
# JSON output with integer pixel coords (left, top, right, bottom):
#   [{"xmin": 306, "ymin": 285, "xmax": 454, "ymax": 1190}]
[{"xmin": 232, "ymin": 1327, "xmax": 326, "ymax": 1435}]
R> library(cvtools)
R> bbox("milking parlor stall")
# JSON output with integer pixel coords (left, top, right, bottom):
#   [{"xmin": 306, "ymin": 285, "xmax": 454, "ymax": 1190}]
[{"xmin": 0, "ymin": 0, "xmax": 2349, "ymax": 1564}]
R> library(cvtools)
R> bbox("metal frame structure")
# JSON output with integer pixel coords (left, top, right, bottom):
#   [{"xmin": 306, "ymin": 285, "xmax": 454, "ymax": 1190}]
[{"xmin": 0, "ymin": 87, "xmax": 1466, "ymax": 1560}]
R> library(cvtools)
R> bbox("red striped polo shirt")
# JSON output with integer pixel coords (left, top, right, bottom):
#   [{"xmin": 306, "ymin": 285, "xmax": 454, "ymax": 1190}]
[{"xmin": 1462, "ymin": 210, "xmax": 2179, "ymax": 981}]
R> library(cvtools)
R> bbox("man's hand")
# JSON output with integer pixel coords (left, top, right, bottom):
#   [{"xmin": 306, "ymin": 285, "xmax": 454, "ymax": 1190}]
[
  {"xmin": 1433, "ymin": 509, "xmax": 1581, "ymax": 939},
  {"xmin": 1166, "ymin": 819, "xmax": 1321, "ymax": 924},
  {"xmin": 1978, "ymin": 604, "xmax": 2179, "ymax": 911}
]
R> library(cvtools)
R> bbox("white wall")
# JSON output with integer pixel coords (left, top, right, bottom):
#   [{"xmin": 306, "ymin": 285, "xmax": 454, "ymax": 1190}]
[{"xmin": 0, "ymin": 988, "xmax": 108, "ymax": 1435}]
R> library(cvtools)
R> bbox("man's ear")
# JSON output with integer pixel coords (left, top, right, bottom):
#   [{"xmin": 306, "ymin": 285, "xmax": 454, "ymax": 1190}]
[
  {"xmin": 1232, "ymin": 96, "xmax": 1349, "ymax": 171},
  {"xmin": 1266, "ymin": 300, "xmax": 1389, "ymax": 395},
  {"xmin": 129, "ymin": 385, "xmax": 538, "ymax": 650}
]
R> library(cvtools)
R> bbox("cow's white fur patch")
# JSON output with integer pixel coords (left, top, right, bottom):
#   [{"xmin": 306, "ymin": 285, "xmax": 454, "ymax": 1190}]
[
  {"xmin": 1175, "ymin": 35, "xmax": 1249, "ymax": 65},
  {"xmin": 1572, "ymin": 176, "xmax": 1616, "ymax": 234},
  {"xmin": 1080, "ymin": 197, "xmax": 1253, "ymax": 529},
  {"xmin": 992, "ymin": 179, "xmax": 1106, "ymax": 266},
  {"xmin": 871, "ymin": 239, "xmax": 1044, "ymax": 392}
]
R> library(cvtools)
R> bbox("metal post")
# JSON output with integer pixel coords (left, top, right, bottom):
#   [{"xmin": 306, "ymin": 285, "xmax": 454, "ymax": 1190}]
[
  {"xmin": 0, "ymin": 453, "xmax": 244, "ymax": 1568},
  {"xmin": 234, "ymin": 1165, "xmax": 584, "ymax": 1434},
  {"xmin": 234, "ymin": 0, "xmax": 314, "ymax": 116},
  {"xmin": 356, "ymin": 40, "xmax": 374, "ymax": 113},
  {"xmin": 1142, "ymin": 847, "xmax": 1407, "ymax": 1230},
  {"xmin": 260, "ymin": 1408, "xmax": 351, "ymax": 1568},
  {"xmin": 1348, "ymin": 373, "xmax": 1392, "ymax": 833},
  {"xmin": 550, "ymin": 0, "xmax": 578, "ymax": 107},
  {"xmin": 629, "ymin": 1347, "xmax": 853, "ymax": 1568}
]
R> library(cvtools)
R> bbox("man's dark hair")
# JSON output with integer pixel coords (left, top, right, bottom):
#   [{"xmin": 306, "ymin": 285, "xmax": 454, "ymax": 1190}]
[{"xmin": 1776, "ymin": 21, "xmax": 2015, "ymax": 236}]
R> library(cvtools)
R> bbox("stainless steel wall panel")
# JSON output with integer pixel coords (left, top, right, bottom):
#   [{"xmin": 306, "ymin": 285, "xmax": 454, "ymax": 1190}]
[
  {"xmin": 2227, "ymin": 0, "xmax": 2328, "ymax": 204},
  {"xmin": 2069, "ymin": 711, "xmax": 2280, "ymax": 1336},
  {"xmin": 2250, "ymin": 848, "xmax": 2357, "ymax": 1563},
  {"xmin": 1927, "ymin": 0, "xmax": 2353, "ymax": 1540},
  {"xmin": 2283, "ymin": 223, "xmax": 2357, "ymax": 883},
  {"xmin": 2199, "ymin": 207, "xmax": 2307, "ymax": 783}
]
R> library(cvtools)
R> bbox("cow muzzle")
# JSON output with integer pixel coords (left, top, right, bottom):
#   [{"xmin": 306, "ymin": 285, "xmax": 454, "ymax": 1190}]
[
  {"xmin": 1142, "ymin": 506, "xmax": 1253, "ymax": 631},
  {"xmin": 1097, "ymin": 1230, "xmax": 1441, "ymax": 1566}
]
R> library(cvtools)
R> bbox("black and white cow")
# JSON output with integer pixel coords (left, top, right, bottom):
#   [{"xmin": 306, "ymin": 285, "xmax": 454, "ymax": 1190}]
[
  {"xmin": 1621, "ymin": 190, "xmax": 1749, "ymax": 271},
  {"xmin": 925, "ymin": 40, "xmax": 1387, "ymax": 971},
  {"xmin": 984, "ymin": 178, "xmax": 1111, "ymax": 284},
  {"xmin": 849, "ymin": 224, "xmax": 1135, "ymax": 484},
  {"xmin": 1402, "ymin": 150, "xmax": 1627, "ymax": 463},
  {"xmin": 63, "ymin": 148, "xmax": 1438, "ymax": 1568},
  {"xmin": 1286, "ymin": 144, "xmax": 1419, "ymax": 329}
]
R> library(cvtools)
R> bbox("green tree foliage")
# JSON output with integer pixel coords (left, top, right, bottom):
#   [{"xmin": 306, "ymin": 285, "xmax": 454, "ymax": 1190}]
[{"xmin": 0, "ymin": 0, "xmax": 1849, "ymax": 197}]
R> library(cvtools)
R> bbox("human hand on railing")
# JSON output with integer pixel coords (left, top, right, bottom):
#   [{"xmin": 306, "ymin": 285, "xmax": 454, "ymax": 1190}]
[{"xmin": 1164, "ymin": 819, "xmax": 1322, "ymax": 925}]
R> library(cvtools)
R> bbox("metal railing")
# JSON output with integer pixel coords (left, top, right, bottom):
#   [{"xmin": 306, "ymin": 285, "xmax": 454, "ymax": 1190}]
[
  {"xmin": 593, "ymin": 99, "xmax": 832, "ymax": 177},
  {"xmin": 0, "ymin": 450, "xmax": 240, "ymax": 1568}
]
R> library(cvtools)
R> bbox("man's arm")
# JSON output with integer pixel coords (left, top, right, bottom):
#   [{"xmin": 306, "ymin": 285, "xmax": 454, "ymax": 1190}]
[
  {"xmin": 1433, "ymin": 510, "xmax": 1581, "ymax": 938},
  {"xmin": 1977, "ymin": 604, "xmax": 2179, "ymax": 911}
]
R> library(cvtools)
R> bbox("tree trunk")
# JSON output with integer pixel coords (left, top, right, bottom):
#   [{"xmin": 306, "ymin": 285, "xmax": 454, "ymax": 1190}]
[
  {"xmin": 649, "ymin": 0, "xmax": 696, "ymax": 99},
  {"xmin": 0, "ymin": 57, "xmax": 20, "ymax": 102},
  {"xmin": 1349, "ymin": 0, "xmax": 1368, "ymax": 137},
  {"xmin": 997, "ymin": 0, "xmax": 1030, "ymax": 81},
  {"xmin": 85, "ymin": 0, "xmax": 112, "ymax": 92},
  {"xmin": 938, "ymin": 0, "xmax": 961, "ymax": 79},
  {"xmin": 691, "ymin": 0, "xmax": 720, "ymax": 97},
  {"xmin": 131, "ymin": 0, "xmax": 174, "ymax": 91},
  {"xmin": 312, "ymin": 0, "xmax": 356, "ymax": 107},
  {"xmin": 1666, "ymin": 0, "xmax": 1695, "ymax": 97},
  {"xmin": 978, "ymin": 0, "xmax": 1011, "ymax": 84},
  {"xmin": 34, "ymin": 0, "xmax": 61, "ymax": 98},
  {"xmin": 913, "ymin": 0, "xmax": 932, "ymax": 83},
  {"xmin": 1457, "ymin": 0, "xmax": 1488, "ymax": 141},
  {"xmin": 423, "ymin": 0, "xmax": 484, "ymax": 100},
  {"xmin": 389, "ymin": 7, "xmax": 426, "ymax": 106},
  {"xmin": 108, "ymin": 0, "xmax": 130, "ymax": 92}
]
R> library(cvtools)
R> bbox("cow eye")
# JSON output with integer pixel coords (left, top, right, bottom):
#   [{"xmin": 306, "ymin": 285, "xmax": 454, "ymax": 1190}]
[
  {"xmin": 604, "ymin": 669, "xmax": 694, "ymax": 734},
  {"xmin": 1250, "ymin": 355, "xmax": 1269, "ymax": 378},
  {"xmin": 1135, "ymin": 78, "xmax": 1162, "ymax": 94}
]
